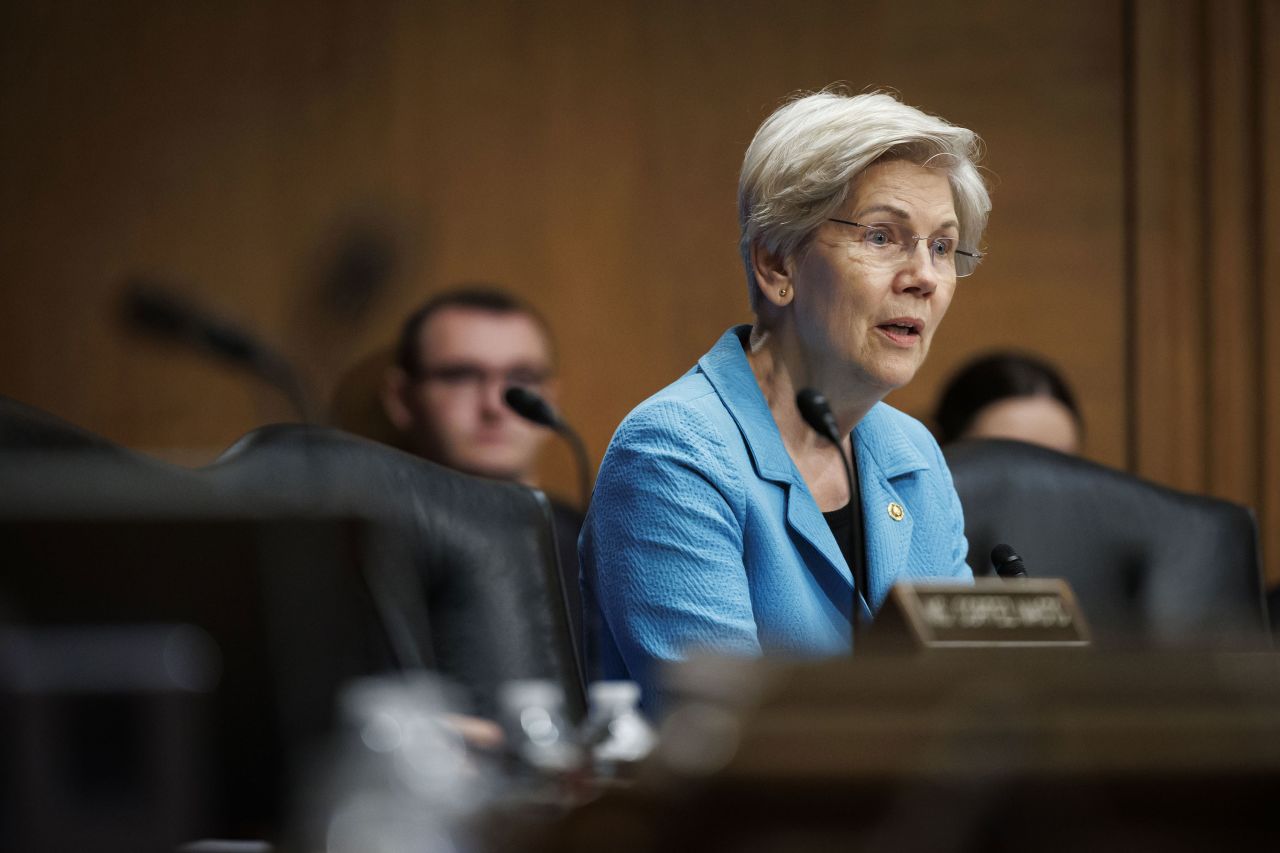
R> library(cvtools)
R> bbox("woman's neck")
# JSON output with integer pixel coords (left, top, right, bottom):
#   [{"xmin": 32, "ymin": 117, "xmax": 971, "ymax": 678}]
[
  {"xmin": 746, "ymin": 323, "xmax": 883, "ymax": 443},
  {"xmin": 746, "ymin": 323, "xmax": 881, "ymax": 510}
]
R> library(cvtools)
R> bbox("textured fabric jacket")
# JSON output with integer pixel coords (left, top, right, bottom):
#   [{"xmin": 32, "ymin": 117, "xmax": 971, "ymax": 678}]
[{"xmin": 580, "ymin": 326, "xmax": 972, "ymax": 707}]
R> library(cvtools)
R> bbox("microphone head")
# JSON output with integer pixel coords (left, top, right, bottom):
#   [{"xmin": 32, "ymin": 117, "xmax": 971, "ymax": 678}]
[
  {"xmin": 122, "ymin": 280, "xmax": 196, "ymax": 339},
  {"xmin": 990, "ymin": 543, "xmax": 1018, "ymax": 565},
  {"xmin": 504, "ymin": 386, "xmax": 561, "ymax": 429},
  {"xmin": 991, "ymin": 543, "xmax": 1028, "ymax": 578},
  {"xmin": 795, "ymin": 388, "xmax": 842, "ymax": 445},
  {"xmin": 321, "ymin": 226, "xmax": 396, "ymax": 317},
  {"xmin": 122, "ymin": 279, "xmax": 260, "ymax": 364}
]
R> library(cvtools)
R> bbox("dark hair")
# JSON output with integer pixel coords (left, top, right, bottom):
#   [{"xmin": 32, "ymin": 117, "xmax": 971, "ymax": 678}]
[
  {"xmin": 934, "ymin": 352, "xmax": 1082, "ymax": 445},
  {"xmin": 393, "ymin": 285, "xmax": 555, "ymax": 377}
]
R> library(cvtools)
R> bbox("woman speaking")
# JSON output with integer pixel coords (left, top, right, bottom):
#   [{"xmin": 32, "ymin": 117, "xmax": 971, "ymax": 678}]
[{"xmin": 580, "ymin": 90, "xmax": 991, "ymax": 707}]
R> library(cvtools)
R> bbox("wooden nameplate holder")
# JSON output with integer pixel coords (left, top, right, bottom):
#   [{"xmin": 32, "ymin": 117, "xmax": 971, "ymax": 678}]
[{"xmin": 866, "ymin": 578, "xmax": 1091, "ymax": 652}]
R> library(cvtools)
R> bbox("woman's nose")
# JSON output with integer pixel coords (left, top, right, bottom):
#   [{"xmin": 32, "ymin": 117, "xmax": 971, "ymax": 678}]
[{"xmin": 898, "ymin": 243, "xmax": 942, "ymax": 295}]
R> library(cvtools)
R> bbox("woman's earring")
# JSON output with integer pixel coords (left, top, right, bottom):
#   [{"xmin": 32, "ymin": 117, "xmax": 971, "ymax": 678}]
[{"xmin": 779, "ymin": 287, "xmax": 789, "ymax": 298}]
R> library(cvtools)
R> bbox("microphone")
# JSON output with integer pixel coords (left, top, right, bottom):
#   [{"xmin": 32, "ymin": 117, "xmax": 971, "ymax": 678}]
[
  {"xmin": 125, "ymin": 282, "xmax": 259, "ymax": 362},
  {"xmin": 504, "ymin": 386, "xmax": 593, "ymax": 513},
  {"xmin": 991, "ymin": 543, "xmax": 1029, "ymax": 579},
  {"xmin": 796, "ymin": 387, "xmax": 842, "ymax": 445},
  {"xmin": 504, "ymin": 386, "xmax": 564, "ymax": 430},
  {"xmin": 121, "ymin": 279, "xmax": 316, "ymax": 422},
  {"xmin": 796, "ymin": 388, "xmax": 862, "ymax": 645}
]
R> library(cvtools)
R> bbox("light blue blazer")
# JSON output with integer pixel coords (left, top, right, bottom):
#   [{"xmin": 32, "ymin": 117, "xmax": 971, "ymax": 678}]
[{"xmin": 580, "ymin": 326, "xmax": 971, "ymax": 707}]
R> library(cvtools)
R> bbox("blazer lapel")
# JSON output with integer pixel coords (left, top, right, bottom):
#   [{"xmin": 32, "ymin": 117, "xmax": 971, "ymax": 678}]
[
  {"xmin": 783, "ymin": 476, "xmax": 853, "ymax": 589},
  {"xmin": 698, "ymin": 328, "xmax": 855, "ymax": 604},
  {"xmin": 697, "ymin": 330, "xmax": 933, "ymax": 617},
  {"xmin": 854, "ymin": 405, "xmax": 932, "ymax": 609}
]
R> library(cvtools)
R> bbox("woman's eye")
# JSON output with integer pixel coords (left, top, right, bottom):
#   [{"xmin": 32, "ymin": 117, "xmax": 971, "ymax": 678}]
[
  {"xmin": 864, "ymin": 228, "xmax": 892, "ymax": 246},
  {"xmin": 930, "ymin": 238, "xmax": 954, "ymax": 257}
]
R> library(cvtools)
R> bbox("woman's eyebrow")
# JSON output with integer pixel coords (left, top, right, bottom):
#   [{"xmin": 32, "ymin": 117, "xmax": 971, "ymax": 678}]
[
  {"xmin": 853, "ymin": 203, "xmax": 911, "ymax": 220},
  {"xmin": 854, "ymin": 203, "xmax": 959, "ymax": 232}
]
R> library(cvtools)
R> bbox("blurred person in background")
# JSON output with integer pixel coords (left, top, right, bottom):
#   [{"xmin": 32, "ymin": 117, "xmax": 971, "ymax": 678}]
[
  {"xmin": 934, "ymin": 351, "xmax": 1083, "ymax": 454},
  {"xmin": 581, "ymin": 90, "xmax": 991, "ymax": 709},
  {"xmin": 381, "ymin": 286, "xmax": 584, "ymax": 645}
]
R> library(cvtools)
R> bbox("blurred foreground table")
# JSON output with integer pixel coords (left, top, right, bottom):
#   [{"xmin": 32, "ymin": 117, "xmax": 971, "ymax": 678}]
[{"xmin": 520, "ymin": 650, "xmax": 1280, "ymax": 852}]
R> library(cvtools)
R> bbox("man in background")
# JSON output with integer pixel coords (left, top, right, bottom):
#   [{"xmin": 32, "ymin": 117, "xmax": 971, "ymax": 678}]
[{"xmin": 381, "ymin": 286, "xmax": 585, "ymax": 650}]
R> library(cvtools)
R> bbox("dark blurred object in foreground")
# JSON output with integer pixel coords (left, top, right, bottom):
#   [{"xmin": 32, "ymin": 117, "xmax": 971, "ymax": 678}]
[
  {"xmin": 0, "ymin": 515, "xmax": 388, "ymax": 848},
  {"xmin": 0, "ymin": 394, "xmax": 583, "ymax": 846},
  {"xmin": 0, "ymin": 394, "xmax": 119, "ymax": 451},
  {"xmin": 538, "ymin": 651, "xmax": 1280, "ymax": 852},
  {"xmin": 1, "ymin": 625, "xmax": 216, "ymax": 853}
]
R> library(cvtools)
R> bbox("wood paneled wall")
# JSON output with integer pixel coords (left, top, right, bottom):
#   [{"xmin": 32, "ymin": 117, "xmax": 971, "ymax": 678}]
[
  {"xmin": 1267, "ymin": 1, "xmax": 1280, "ymax": 591},
  {"xmin": 1130, "ymin": 0, "xmax": 1280, "ymax": 585},
  {"xmin": 0, "ymin": 1, "xmax": 1274, "ymax": 583}
]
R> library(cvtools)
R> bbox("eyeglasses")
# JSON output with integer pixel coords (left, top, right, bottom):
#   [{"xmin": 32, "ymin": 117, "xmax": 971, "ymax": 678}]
[
  {"xmin": 826, "ymin": 218, "xmax": 985, "ymax": 278},
  {"xmin": 413, "ymin": 363, "xmax": 551, "ymax": 395}
]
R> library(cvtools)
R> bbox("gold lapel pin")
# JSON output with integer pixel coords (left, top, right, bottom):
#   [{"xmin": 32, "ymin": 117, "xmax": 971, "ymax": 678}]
[{"xmin": 887, "ymin": 502, "xmax": 905, "ymax": 522}]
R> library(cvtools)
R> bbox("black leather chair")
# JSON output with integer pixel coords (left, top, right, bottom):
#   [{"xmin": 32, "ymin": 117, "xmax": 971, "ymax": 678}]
[
  {"xmin": 0, "ymin": 399, "xmax": 583, "ymax": 845},
  {"xmin": 0, "ymin": 396, "xmax": 585, "ymax": 716},
  {"xmin": 204, "ymin": 424, "xmax": 585, "ymax": 719},
  {"xmin": 945, "ymin": 438, "xmax": 1269, "ymax": 647},
  {"xmin": 0, "ymin": 395, "xmax": 222, "ymax": 516},
  {"xmin": 0, "ymin": 395, "xmax": 120, "ymax": 451}
]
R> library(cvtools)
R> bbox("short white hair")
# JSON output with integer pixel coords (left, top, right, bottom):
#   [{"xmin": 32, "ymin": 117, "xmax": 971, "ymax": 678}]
[{"xmin": 737, "ymin": 90, "xmax": 991, "ymax": 310}]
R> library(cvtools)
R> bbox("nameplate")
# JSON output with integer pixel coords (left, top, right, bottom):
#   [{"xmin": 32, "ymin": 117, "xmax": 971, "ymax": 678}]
[{"xmin": 868, "ymin": 579, "xmax": 1091, "ymax": 651}]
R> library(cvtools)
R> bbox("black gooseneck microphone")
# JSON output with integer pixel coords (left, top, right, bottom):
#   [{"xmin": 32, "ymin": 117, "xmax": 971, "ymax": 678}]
[
  {"xmin": 504, "ymin": 386, "xmax": 593, "ymax": 513},
  {"xmin": 796, "ymin": 388, "xmax": 862, "ymax": 645},
  {"xmin": 991, "ymin": 543, "xmax": 1029, "ymax": 578},
  {"xmin": 122, "ymin": 280, "xmax": 316, "ymax": 422}
]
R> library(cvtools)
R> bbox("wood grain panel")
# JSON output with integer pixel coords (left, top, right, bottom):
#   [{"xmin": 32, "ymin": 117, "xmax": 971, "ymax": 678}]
[
  {"xmin": 0, "ymin": 2, "xmax": 1273, "ymax": 598},
  {"xmin": 1263, "ymin": 0, "xmax": 1280, "ymax": 586},
  {"xmin": 1129, "ymin": 0, "xmax": 1278, "ymax": 586},
  {"xmin": 1205, "ymin": 0, "xmax": 1260, "ymax": 506},
  {"xmin": 1130, "ymin": 0, "xmax": 1207, "ymax": 491},
  {"xmin": 0, "ymin": 0, "xmax": 1126, "ymax": 506}
]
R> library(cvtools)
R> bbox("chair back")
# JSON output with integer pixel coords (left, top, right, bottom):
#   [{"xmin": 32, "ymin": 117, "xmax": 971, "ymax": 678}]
[
  {"xmin": 0, "ymin": 394, "xmax": 121, "ymax": 451},
  {"xmin": 0, "ymin": 394, "xmax": 585, "ymax": 715},
  {"xmin": 206, "ymin": 424, "xmax": 586, "ymax": 718},
  {"xmin": 944, "ymin": 439, "xmax": 1268, "ymax": 647}
]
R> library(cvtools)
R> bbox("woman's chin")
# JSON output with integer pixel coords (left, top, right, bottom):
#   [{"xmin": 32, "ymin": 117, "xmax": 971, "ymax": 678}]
[{"xmin": 849, "ymin": 355, "xmax": 924, "ymax": 396}]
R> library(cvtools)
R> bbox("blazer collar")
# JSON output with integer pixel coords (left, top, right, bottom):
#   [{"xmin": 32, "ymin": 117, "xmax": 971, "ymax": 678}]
[
  {"xmin": 854, "ymin": 408, "xmax": 931, "ymax": 607},
  {"xmin": 699, "ymin": 327, "xmax": 794, "ymax": 484},
  {"xmin": 852, "ymin": 404, "xmax": 932, "ymax": 481},
  {"xmin": 698, "ymin": 326, "xmax": 932, "ymax": 487},
  {"xmin": 699, "ymin": 325, "xmax": 934, "ymax": 612}
]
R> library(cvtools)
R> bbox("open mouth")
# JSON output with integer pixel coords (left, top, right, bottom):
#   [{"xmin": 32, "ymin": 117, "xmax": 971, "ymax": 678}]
[{"xmin": 876, "ymin": 319, "xmax": 923, "ymax": 344}]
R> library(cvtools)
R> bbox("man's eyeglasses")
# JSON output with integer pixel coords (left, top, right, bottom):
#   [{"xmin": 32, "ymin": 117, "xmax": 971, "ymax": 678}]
[
  {"xmin": 413, "ymin": 364, "xmax": 551, "ymax": 395},
  {"xmin": 826, "ymin": 219, "xmax": 985, "ymax": 278}
]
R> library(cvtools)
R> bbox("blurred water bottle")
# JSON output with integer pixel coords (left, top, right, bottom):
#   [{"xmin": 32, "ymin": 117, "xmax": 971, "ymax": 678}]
[
  {"xmin": 582, "ymin": 681, "xmax": 656, "ymax": 774},
  {"xmin": 497, "ymin": 679, "xmax": 582, "ymax": 775},
  {"xmin": 301, "ymin": 673, "xmax": 488, "ymax": 853}
]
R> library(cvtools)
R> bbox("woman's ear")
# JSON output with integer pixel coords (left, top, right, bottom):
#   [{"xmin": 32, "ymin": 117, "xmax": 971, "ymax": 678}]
[{"xmin": 750, "ymin": 241, "xmax": 794, "ymax": 307}]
